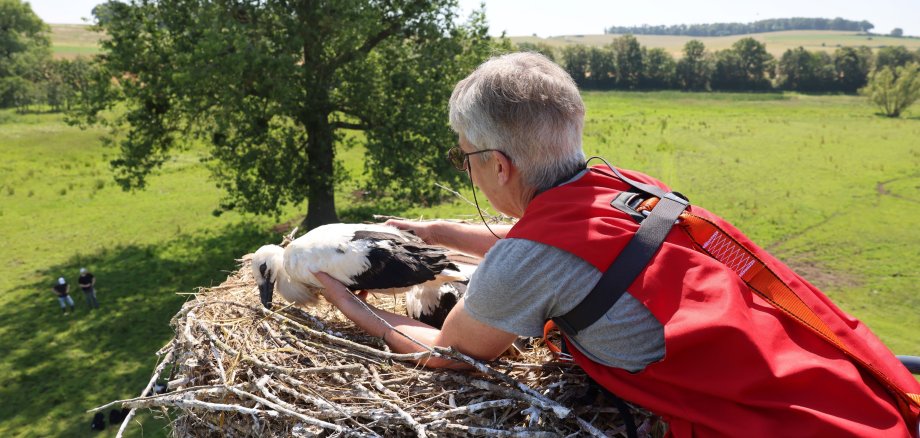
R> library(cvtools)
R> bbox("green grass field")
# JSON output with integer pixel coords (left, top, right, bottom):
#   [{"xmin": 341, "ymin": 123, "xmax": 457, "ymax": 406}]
[{"xmin": 1, "ymin": 91, "xmax": 918, "ymax": 437}]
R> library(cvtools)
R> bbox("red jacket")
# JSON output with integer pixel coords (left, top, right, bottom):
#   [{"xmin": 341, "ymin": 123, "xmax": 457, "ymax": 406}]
[{"xmin": 508, "ymin": 165, "xmax": 919, "ymax": 437}]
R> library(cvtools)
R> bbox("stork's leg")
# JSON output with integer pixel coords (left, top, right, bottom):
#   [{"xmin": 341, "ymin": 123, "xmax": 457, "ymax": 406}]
[{"xmin": 355, "ymin": 290, "xmax": 369, "ymax": 303}]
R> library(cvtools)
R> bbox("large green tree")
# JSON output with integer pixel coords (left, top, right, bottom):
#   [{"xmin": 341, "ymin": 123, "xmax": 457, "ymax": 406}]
[
  {"xmin": 775, "ymin": 47, "xmax": 835, "ymax": 92},
  {"xmin": 561, "ymin": 44, "xmax": 589, "ymax": 87},
  {"xmin": 833, "ymin": 46, "xmax": 872, "ymax": 93},
  {"xmin": 676, "ymin": 40, "xmax": 711, "ymax": 90},
  {"xmin": 610, "ymin": 34, "xmax": 643, "ymax": 89},
  {"xmin": 641, "ymin": 47, "xmax": 675, "ymax": 89},
  {"xmin": 711, "ymin": 38, "xmax": 773, "ymax": 91},
  {"xmin": 732, "ymin": 38, "xmax": 773, "ymax": 89},
  {"xmin": 586, "ymin": 46, "xmax": 615, "ymax": 89},
  {"xmin": 0, "ymin": 0, "xmax": 51, "ymax": 108},
  {"xmin": 71, "ymin": 0, "xmax": 494, "ymax": 229}
]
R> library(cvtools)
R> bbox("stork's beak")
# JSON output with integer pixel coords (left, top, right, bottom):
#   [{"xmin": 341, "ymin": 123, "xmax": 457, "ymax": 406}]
[{"xmin": 259, "ymin": 281, "xmax": 274, "ymax": 309}]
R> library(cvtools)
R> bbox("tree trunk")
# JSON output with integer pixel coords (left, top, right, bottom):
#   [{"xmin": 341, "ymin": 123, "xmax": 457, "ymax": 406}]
[
  {"xmin": 297, "ymin": 4, "xmax": 341, "ymax": 230},
  {"xmin": 303, "ymin": 111, "xmax": 339, "ymax": 230}
]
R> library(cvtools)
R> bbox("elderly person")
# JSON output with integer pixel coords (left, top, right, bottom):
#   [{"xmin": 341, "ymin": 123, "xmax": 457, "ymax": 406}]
[{"xmin": 314, "ymin": 52, "xmax": 919, "ymax": 437}]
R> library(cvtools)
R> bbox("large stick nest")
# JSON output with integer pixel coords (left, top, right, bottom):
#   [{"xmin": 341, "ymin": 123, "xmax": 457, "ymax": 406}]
[{"xmin": 100, "ymin": 254, "xmax": 662, "ymax": 437}]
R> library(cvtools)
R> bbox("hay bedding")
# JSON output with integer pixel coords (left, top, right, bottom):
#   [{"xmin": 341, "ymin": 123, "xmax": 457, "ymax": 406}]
[{"xmin": 95, "ymin": 254, "xmax": 661, "ymax": 437}]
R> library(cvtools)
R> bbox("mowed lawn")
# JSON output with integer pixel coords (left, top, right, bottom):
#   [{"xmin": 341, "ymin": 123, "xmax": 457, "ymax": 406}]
[{"xmin": 0, "ymin": 91, "xmax": 918, "ymax": 437}]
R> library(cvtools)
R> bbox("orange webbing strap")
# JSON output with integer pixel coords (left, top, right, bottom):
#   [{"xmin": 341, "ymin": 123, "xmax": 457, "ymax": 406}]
[
  {"xmin": 543, "ymin": 320, "xmax": 572, "ymax": 362},
  {"xmin": 677, "ymin": 211, "xmax": 920, "ymax": 417}
]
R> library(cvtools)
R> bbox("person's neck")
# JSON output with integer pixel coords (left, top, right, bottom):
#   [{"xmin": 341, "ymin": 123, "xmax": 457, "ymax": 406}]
[{"xmin": 506, "ymin": 179, "xmax": 536, "ymax": 218}]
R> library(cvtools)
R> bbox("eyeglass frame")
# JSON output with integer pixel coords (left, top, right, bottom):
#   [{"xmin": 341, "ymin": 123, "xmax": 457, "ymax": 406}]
[{"xmin": 447, "ymin": 146, "xmax": 507, "ymax": 172}]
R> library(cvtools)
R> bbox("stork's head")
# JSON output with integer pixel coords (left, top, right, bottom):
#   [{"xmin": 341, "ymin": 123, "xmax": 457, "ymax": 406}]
[
  {"xmin": 252, "ymin": 244, "xmax": 284, "ymax": 309},
  {"xmin": 252, "ymin": 244, "xmax": 321, "ymax": 309}
]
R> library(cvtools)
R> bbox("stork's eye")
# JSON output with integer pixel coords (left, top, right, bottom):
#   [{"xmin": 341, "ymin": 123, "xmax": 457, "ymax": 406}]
[{"xmin": 259, "ymin": 262, "xmax": 268, "ymax": 278}]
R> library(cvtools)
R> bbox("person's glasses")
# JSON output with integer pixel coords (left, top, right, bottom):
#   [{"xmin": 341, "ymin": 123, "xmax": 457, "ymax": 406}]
[{"xmin": 447, "ymin": 146, "xmax": 504, "ymax": 171}]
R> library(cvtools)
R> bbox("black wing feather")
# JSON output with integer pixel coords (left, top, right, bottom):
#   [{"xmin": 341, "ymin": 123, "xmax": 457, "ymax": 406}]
[{"xmin": 347, "ymin": 231, "xmax": 457, "ymax": 290}]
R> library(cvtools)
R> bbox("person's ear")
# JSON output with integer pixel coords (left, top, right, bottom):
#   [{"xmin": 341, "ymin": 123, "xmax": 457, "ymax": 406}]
[{"xmin": 494, "ymin": 151, "xmax": 514, "ymax": 185}]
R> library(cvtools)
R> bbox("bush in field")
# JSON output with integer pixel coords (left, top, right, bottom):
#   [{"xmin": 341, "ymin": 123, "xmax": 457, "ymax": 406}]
[{"xmin": 860, "ymin": 63, "xmax": 920, "ymax": 118}]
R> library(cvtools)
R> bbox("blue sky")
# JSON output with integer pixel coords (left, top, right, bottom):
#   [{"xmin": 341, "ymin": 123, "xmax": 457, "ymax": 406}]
[{"xmin": 29, "ymin": 0, "xmax": 920, "ymax": 37}]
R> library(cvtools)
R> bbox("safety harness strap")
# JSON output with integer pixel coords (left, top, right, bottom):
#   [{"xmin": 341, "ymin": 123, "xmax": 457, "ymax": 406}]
[
  {"xmin": 552, "ymin": 193, "xmax": 688, "ymax": 335},
  {"xmin": 544, "ymin": 163, "xmax": 919, "ymax": 424},
  {"xmin": 677, "ymin": 211, "xmax": 920, "ymax": 417}
]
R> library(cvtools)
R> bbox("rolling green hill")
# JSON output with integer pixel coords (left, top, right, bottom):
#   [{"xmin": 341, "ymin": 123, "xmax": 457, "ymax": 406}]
[{"xmin": 49, "ymin": 24, "xmax": 103, "ymax": 59}]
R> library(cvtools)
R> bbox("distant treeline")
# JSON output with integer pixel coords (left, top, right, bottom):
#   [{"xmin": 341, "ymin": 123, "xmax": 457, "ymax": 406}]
[
  {"xmin": 518, "ymin": 38, "xmax": 920, "ymax": 93},
  {"xmin": 605, "ymin": 18, "xmax": 874, "ymax": 37}
]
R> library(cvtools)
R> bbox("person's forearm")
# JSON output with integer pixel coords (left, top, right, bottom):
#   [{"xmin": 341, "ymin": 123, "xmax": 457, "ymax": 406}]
[
  {"xmin": 432, "ymin": 222, "xmax": 512, "ymax": 258},
  {"xmin": 330, "ymin": 294, "xmax": 469, "ymax": 369}
]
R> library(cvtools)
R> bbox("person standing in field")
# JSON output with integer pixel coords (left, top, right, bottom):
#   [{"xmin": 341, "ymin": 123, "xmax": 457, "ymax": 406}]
[
  {"xmin": 78, "ymin": 267, "xmax": 99, "ymax": 309},
  {"xmin": 312, "ymin": 52, "xmax": 920, "ymax": 437},
  {"xmin": 52, "ymin": 277, "xmax": 75, "ymax": 315}
]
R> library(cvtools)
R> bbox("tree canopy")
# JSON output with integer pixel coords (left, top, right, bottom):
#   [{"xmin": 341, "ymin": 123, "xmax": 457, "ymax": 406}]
[
  {"xmin": 71, "ymin": 0, "xmax": 495, "ymax": 229},
  {"xmin": 0, "ymin": 0, "xmax": 51, "ymax": 108},
  {"xmin": 676, "ymin": 40, "xmax": 711, "ymax": 90},
  {"xmin": 711, "ymin": 38, "xmax": 773, "ymax": 90}
]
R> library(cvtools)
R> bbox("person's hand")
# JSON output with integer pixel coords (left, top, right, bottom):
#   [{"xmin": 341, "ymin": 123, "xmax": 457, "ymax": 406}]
[
  {"xmin": 312, "ymin": 271, "xmax": 365, "ymax": 308},
  {"xmin": 385, "ymin": 219, "xmax": 443, "ymax": 245}
]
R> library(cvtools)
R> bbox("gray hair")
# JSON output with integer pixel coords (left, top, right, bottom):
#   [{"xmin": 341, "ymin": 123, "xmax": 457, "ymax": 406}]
[{"xmin": 449, "ymin": 52, "xmax": 586, "ymax": 192}]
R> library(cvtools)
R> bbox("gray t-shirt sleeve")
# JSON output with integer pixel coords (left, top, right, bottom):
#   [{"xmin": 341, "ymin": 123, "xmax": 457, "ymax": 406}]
[{"xmin": 464, "ymin": 238, "xmax": 665, "ymax": 372}]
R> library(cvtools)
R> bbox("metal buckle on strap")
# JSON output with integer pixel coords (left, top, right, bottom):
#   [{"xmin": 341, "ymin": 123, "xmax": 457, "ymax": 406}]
[
  {"xmin": 612, "ymin": 190, "xmax": 690, "ymax": 224},
  {"xmin": 611, "ymin": 191, "xmax": 650, "ymax": 223},
  {"xmin": 544, "ymin": 320, "xmax": 576, "ymax": 362}
]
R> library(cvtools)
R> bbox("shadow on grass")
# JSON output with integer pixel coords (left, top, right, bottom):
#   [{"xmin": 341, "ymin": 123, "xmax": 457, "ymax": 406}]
[{"xmin": 0, "ymin": 221, "xmax": 277, "ymax": 437}]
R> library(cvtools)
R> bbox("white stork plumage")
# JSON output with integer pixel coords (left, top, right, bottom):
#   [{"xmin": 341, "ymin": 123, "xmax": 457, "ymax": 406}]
[{"xmin": 251, "ymin": 223, "xmax": 472, "ymax": 328}]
